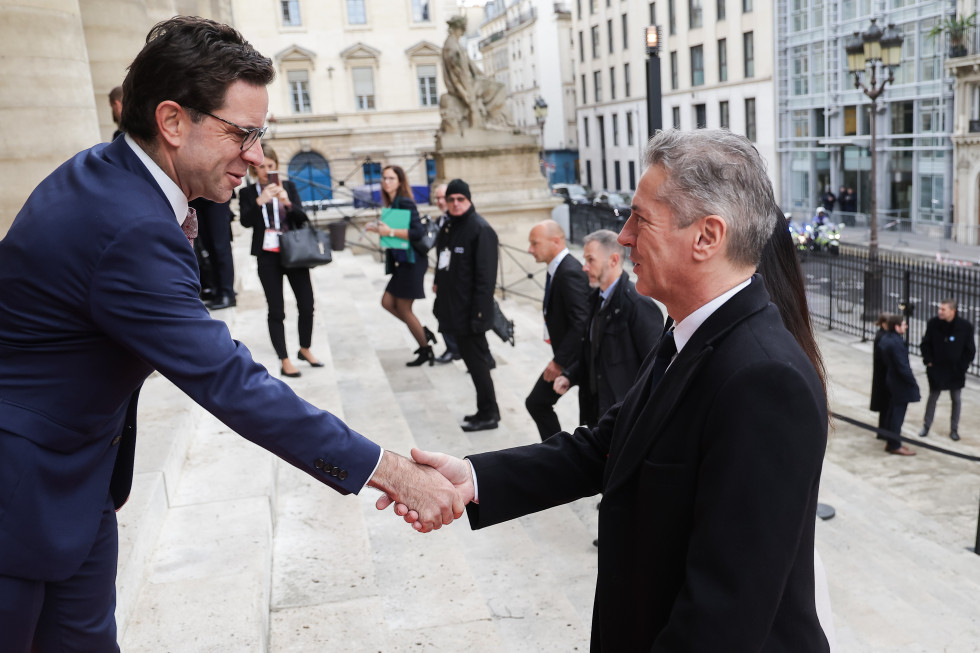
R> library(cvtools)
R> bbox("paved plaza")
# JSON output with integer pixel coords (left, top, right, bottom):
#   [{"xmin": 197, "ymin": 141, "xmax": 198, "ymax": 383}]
[{"xmin": 115, "ymin": 219, "xmax": 980, "ymax": 652}]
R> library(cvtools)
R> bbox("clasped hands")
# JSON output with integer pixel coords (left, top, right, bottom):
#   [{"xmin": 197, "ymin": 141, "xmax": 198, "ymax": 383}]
[{"xmin": 369, "ymin": 448, "xmax": 473, "ymax": 533}]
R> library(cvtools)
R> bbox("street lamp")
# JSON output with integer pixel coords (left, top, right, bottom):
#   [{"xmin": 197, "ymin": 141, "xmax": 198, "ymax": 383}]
[
  {"xmin": 846, "ymin": 18, "xmax": 903, "ymax": 318},
  {"xmin": 533, "ymin": 96, "xmax": 548, "ymax": 177},
  {"xmin": 645, "ymin": 25, "xmax": 663, "ymax": 137}
]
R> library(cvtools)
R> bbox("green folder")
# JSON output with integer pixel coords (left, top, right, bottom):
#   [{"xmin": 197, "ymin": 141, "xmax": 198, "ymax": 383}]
[{"xmin": 380, "ymin": 208, "xmax": 410, "ymax": 249}]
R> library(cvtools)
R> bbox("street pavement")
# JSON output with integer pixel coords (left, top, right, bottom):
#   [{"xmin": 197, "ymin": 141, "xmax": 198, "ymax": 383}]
[{"xmin": 115, "ymin": 220, "xmax": 980, "ymax": 651}]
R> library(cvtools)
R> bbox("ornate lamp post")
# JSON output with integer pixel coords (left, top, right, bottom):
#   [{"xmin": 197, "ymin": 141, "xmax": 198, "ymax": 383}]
[
  {"xmin": 645, "ymin": 25, "xmax": 663, "ymax": 137},
  {"xmin": 533, "ymin": 96, "xmax": 548, "ymax": 177},
  {"xmin": 846, "ymin": 18, "xmax": 903, "ymax": 317}
]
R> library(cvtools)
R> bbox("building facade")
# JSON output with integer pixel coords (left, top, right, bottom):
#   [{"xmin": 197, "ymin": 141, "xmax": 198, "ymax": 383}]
[
  {"xmin": 231, "ymin": 0, "xmax": 458, "ymax": 204},
  {"xmin": 479, "ymin": 0, "xmax": 579, "ymax": 184},
  {"xmin": 947, "ymin": 0, "xmax": 980, "ymax": 243},
  {"xmin": 776, "ymin": 0, "xmax": 954, "ymax": 232}
]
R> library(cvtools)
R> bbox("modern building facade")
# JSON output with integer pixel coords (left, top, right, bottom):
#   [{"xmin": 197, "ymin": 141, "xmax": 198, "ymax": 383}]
[
  {"xmin": 947, "ymin": 0, "xmax": 980, "ymax": 243},
  {"xmin": 479, "ymin": 0, "xmax": 579, "ymax": 184},
  {"xmin": 776, "ymin": 0, "xmax": 954, "ymax": 232}
]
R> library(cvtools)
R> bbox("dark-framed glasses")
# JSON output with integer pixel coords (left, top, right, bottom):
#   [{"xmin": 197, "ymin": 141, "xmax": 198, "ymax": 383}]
[{"xmin": 184, "ymin": 106, "xmax": 267, "ymax": 151}]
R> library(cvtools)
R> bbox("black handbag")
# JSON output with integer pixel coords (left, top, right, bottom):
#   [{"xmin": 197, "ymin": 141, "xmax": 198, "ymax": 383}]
[
  {"xmin": 491, "ymin": 300, "xmax": 515, "ymax": 346},
  {"xmin": 417, "ymin": 214, "xmax": 439, "ymax": 253},
  {"xmin": 279, "ymin": 224, "xmax": 333, "ymax": 268}
]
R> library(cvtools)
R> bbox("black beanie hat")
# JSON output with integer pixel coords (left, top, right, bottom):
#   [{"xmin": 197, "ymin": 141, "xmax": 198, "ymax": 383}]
[{"xmin": 446, "ymin": 178, "xmax": 471, "ymax": 201}]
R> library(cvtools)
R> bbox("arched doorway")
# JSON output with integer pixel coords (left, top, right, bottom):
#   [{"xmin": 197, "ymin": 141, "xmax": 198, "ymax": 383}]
[{"xmin": 288, "ymin": 151, "xmax": 332, "ymax": 203}]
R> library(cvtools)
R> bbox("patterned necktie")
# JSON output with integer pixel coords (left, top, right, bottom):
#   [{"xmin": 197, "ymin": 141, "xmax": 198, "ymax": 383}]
[
  {"xmin": 650, "ymin": 329, "xmax": 677, "ymax": 390},
  {"xmin": 181, "ymin": 206, "xmax": 198, "ymax": 245}
]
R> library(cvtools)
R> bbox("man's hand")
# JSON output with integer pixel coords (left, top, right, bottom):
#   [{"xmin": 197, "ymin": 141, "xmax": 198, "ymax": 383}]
[
  {"xmin": 368, "ymin": 450, "xmax": 463, "ymax": 533},
  {"xmin": 542, "ymin": 360, "xmax": 562, "ymax": 382},
  {"xmin": 376, "ymin": 448, "xmax": 475, "ymax": 531},
  {"xmin": 553, "ymin": 375, "xmax": 570, "ymax": 395}
]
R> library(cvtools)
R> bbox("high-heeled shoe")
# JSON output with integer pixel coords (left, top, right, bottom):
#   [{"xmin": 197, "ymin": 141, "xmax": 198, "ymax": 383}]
[
  {"xmin": 297, "ymin": 350, "xmax": 324, "ymax": 367},
  {"xmin": 406, "ymin": 345, "xmax": 434, "ymax": 367},
  {"xmin": 280, "ymin": 367, "xmax": 301, "ymax": 378},
  {"xmin": 423, "ymin": 326, "xmax": 438, "ymax": 345}
]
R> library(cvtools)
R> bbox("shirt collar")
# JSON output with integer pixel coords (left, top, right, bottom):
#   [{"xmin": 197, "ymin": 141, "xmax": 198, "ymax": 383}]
[
  {"xmin": 599, "ymin": 275, "xmax": 620, "ymax": 305},
  {"xmin": 547, "ymin": 248, "xmax": 570, "ymax": 277},
  {"xmin": 124, "ymin": 134, "xmax": 188, "ymax": 224},
  {"xmin": 672, "ymin": 276, "xmax": 753, "ymax": 354}
]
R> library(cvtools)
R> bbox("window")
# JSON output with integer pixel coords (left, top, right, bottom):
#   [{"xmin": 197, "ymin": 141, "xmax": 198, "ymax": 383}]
[
  {"xmin": 590, "ymin": 0, "xmax": 597, "ymax": 13},
  {"xmin": 411, "ymin": 0, "xmax": 430, "ymax": 22},
  {"xmin": 287, "ymin": 70, "xmax": 311, "ymax": 113},
  {"xmin": 717, "ymin": 0, "xmax": 725, "ymax": 20},
  {"xmin": 694, "ymin": 104, "xmax": 706, "ymax": 128},
  {"xmin": 670, "ymin": 51, "xmax": 678, "ymax": 89},
  {"xmin": 812, "ymin": 42, "xmax": 825, "ymax": 94},
  {"xmin": 792, "ymin": 0, "xmax": 807, "ymax": 31},
  {"xmin": 668, "ymin": 0, "xmax": 676, "ymax": 34},
  {"xmin": 622, "ymin": 14, "xmax": 629, "ymax": 49},
  {"xmin": 578, "ymin": 0, "xmax": 582, "ymax": 18},
  {"xmin": 352, "ymin": 66, "xmax": 375, "ymax": 110},
  {"xmin": 745, "ymin": 97, "xmax": 756, "ymax": 141},
  {"xmin": 719, "ymin": 100, "xmax": 729, "ymax": 128},
  {"xmin": 362, "ymin": 161, "xmax": 381, "ymax": 185},
  {"xmin": 689, "ymin": 0, "xmax": 703, "ymax": 28},
  {"xmin": 792, "ymin": 110, "xmax": 808, "ymax": 138},
  {"xmin": 584, "ymin": 116, "xmax": 590, "ymax": 146},
  {"xmin": 601, "ymin": 159, "xmax": 608, "ymax": 189},
  {"xmin": 691, "ymin": 45, "xmax": 704, "ymax": 86},
  {"xmin": 598, "ymin": 115, "xmax": 606, "ymax": 148},
  {"xmin": 347, "ymin": 0, "xmax": 366, "ymax": 24},
  {"xmin": 672, "ymin": 106, "xmax": 681, "ymax": 128},
  {"xmin": 592, "ymin": 25, "xmax": 600, "ymax": 58},
  {"xmin": 579, "ymin": 31, "xmax": 585, "ymax": 62},
  {"xmin": 624, "ymin": 63, "xmax": 631, "ymax": 97},
  {"xmin": 792, "ymin": 47, "xmax": 808, "ymax": 95},
  {"xmin": 612, "ymin": 113, "xmax": 619, "ymax": 146},
  {"xmin": 614, "ymin": 160, "xmax": 622, "ymax": 190},
  {"xmin": 594, "ymin": 70, "xmax": 602, "ymax": 102},
  {"xmin": 628, "ymin": 161, "xmax": 636, "ymax": 189},
  {"xmin": 743, "ymin": 32, "xmax": 754, "ymax": 78},
  {"xmin": 626, "ymin": 111, "xmax": 634, "ymax": 144},
  {"xmin": 610, "ymin": 67, "xmax": 616, "ymax": 99},
  {"xmin": 718, "ymin": 38, "xmax": 727, "ymax": 81},
  {"xmin": 586, "ymin": 160, "xmax": 593, "ymax": 188},
  {"xmin": 608, "ymin": 20, "xmax": 614, "ymax": 53},
  {"xmin": 280, "ymin": 0, "xmax": 301, "ymax": 26},
  {"xmin": 582, "ymin": 74, "xmax": 588, "ymax": 103},
  {"xmin": 742, "ymin": 0, "xmax": 752, "ymax": 10},
  {"xmin": 417, "ymin": 64, "xmax": 437, "ymax": 107}
]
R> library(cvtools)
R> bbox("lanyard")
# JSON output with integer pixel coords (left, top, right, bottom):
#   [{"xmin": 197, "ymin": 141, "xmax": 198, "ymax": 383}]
[{"xmin": 256, "ymin": 183, "xmax": 281, "ymax": 231}]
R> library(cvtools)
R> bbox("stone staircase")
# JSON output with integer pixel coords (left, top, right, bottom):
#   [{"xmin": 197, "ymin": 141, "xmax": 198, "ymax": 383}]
[{"xmin": 116, "ymin": 226, "xmax": 980, "ymax": 652}]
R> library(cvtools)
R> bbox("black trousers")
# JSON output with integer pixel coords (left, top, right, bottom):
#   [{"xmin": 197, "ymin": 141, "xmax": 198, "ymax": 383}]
[
  {"xmin": 526, "ymin": 374, "xmax": 563, "ymax": 440},
  {"xmin": 455, "ymin": 332, "xmax": 497, "ymax": 418},
  {"xmin": 193, "ymin": 199, "xmax": 235, "ymax": 298},
  {"xmin": 883, "ymin": 401, "xmax": 909, "ymax": 451},
  {"xmin": 256, "ymin": 253, "xmax": 314, "ymax": 360}
]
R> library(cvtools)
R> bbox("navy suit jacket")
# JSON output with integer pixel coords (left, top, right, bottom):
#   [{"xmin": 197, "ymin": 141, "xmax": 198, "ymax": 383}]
[{"xmin": 0, "ymin": 137, "xmax": 381, "ymax": 582}]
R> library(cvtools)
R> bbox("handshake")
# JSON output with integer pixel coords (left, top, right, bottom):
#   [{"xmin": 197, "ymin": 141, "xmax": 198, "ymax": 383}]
[{"xmin": 368, "ymin": 448, "xmax": 474, "ymax": 533}]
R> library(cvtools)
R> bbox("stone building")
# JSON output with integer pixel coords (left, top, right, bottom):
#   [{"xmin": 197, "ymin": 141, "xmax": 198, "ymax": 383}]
[{"xmin": 947, "ymin": 0, "xmax": 980, "ymax": 244}]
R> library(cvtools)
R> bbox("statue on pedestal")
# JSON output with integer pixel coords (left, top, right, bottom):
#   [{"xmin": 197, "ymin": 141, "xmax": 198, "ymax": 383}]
[{"xmin": 440, "ymin": 16, "xmax": 511, "ymax": 134}]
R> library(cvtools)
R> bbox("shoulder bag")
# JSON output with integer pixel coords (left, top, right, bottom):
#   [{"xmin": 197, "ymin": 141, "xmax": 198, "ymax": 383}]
[{"xmin": 280, "ymin": 224, "xmax": 333, "ymax": 268}]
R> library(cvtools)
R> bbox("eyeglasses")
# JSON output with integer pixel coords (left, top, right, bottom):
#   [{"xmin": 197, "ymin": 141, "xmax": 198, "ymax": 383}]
[
  {"xmin": 184, "ymin": 106, "xmax": 267, "ymax": 151},
  {"xmin": 447, "ymin": 196, "xmax": 469, "ymax": 204}
]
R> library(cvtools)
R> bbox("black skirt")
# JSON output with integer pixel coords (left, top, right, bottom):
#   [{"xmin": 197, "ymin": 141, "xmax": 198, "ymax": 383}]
[{"xmin": 385, "ymin": 249, "xmax": 427, "ymax": 299}]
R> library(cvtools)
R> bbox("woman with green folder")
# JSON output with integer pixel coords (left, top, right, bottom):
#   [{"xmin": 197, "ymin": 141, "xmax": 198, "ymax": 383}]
[{"xmin": 366, "ymin": 165, "xmax": 437, "ymax": 366}]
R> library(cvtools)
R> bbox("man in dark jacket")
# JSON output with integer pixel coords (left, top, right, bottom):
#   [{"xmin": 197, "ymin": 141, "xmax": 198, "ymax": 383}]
[
  {"xmin": 554, "ymin": 229, "xmax": 663, "ymax": 427},
  {"xmin": 919, "ymin": 299, "xmax": 976, "ymax": 441},
  {"xmin": 433, "ymin": 179, "xmax": 500, "ymax": 431},
  {"xmin": 525, "ymin": 219, "xmax": 590, "ymax": 440}
]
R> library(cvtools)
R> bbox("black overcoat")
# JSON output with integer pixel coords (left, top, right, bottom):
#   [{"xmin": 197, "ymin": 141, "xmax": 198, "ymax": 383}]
[{"xmin": 920, "ymin": 315, "xmax": 976, "ymax": 390}]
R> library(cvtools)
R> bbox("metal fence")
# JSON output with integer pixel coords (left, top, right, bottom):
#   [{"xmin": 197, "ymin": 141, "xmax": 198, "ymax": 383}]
[
  {"xmin": 802, "ymin": 246, "xmax": 980, "ymax": 377},
  {"xmin": 567, "ymin": 203, "xmax": 627, "ymax": 243}
]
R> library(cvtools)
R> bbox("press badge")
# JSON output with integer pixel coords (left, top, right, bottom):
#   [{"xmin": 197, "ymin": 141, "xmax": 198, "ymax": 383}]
[
  {"xmin": 437, "ymin": 248, "xmax": 451, "ymax": 270},
  {"xmin": 263, "ymin": 229, "xmax": 281, "ymax": 252}
]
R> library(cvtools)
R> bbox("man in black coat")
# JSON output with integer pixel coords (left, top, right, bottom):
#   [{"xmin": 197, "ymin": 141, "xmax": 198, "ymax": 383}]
[
  {"xmin": 432, "ymin": 179, "xmax": 500, "ymax": 431},
  {"xmin": 919, "ymin": 298, "xmax": 976, "ymax": 441},
  {"xmin": 525, "ymin": 219, "xmax": 590, "ymax": 440},
  {"xmin": 391, "ymin": 129, "xmax": 830, "ymax": 652},
  {"xmin": 554, "ymin": 229, "xmax": 663, "ymax": 427}
]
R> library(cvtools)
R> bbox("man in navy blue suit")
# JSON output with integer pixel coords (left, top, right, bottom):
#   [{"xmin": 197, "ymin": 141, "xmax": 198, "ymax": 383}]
[{"xmin": 0, "ymin": 17, "xmax": 460, "ymax": 651}]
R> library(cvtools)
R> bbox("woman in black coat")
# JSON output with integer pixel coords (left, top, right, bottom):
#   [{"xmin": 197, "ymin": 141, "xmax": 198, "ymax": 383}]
[
  {"xmin": 870, "ymin": 313, "xmax": 891, "ymax": 438},
  {"xmin": 238, "ymin": 144, "xmax": 323, "ymax": 378},
  {"xmin": 365, "ymin": 165, "xmax": 436, "ymax": 366},
  {"xmin": 876, "ymin": 314, "xmax": 919, "ymax": 455}
]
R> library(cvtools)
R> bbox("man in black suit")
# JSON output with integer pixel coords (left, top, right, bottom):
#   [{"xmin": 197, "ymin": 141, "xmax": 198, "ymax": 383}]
[
  {"xmin": 391, "ymin": 129, "xmax": 830, "ymax": 651},
  {"xmin": 918, "ymin": 298, "xmax": 976, "ymax": 441},
  {"xmin": 553, "ymin": 229, "xmax": 663, "ymax": 427},
  {"xmin": 524, "ymin": 220, "xmax": 590, "ymax": 440}
]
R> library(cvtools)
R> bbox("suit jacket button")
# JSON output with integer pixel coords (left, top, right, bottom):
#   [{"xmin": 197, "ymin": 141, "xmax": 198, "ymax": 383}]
[
  {"xmin": 314, "ymin": 458, "xmax": 325, "ymax": 470},
  {"xmin": 338, "ymin": 470, "xmax": 348, "ymax": 481},
  {"xmin": 330, "ymin": 467, "xmax": 339, "ymax": 477},
  {"xmin": 110, "ymin": 435, "xmax": 122, "ymax": 446}
]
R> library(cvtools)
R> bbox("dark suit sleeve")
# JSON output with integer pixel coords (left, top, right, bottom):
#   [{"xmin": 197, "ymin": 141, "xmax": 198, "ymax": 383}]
[
  {"xmin": 470, "ymin": 224, "xmax": 498, "ymax": 333},
  {"xmin": 87, "ymin": 215, "xmax": 381, "ymax": 494},
  {"xmin": 961, "ymin": 320, "xmax": 976, "ymax": 373},
  {"xmin": 881, "ymin": 337, "xmax": 918, "ymax": 390},
  {"xmin": 284, "ymin": 180, "xmax": 308, "ymax": 227},
  {"xmin": 238, "ymin": 185, "xmax": 261, "ymax": 230},
  {"xmin": 653, "ymin": 361, "xmax": 827, "ymax": 651},
  {"xmin": 553, "ymin": 263, "xmax": 590, "ymax": 368}
]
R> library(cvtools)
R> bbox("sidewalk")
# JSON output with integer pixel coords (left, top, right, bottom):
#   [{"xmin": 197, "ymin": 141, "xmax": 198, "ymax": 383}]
[{"xmin": 115, "ymin": 226, "xmax": 980, "ymax": 652}]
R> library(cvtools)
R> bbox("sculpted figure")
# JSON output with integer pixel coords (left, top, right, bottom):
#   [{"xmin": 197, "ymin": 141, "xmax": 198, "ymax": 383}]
[{"xmin": 441, "ymin": 16, "xmax": 510, "ymax": 133}]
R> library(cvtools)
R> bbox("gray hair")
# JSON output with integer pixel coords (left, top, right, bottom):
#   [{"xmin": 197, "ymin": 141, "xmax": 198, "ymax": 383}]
[
  {"xmin": 583, "ymin": 229, "xmax": 625, "ymax": 266},
  {"xmin": 644, "ymin": 129, "xmax": 776, "ymax": 268}
]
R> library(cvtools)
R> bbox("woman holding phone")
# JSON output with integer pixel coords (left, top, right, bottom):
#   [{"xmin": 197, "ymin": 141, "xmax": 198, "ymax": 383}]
[
  {"xmin": 365, "ymin": 165, "xmax": 436, "ymax": 366},
  {"xmin": 239, "ymin": 144, "xmax": 323, "ymax": 378}
]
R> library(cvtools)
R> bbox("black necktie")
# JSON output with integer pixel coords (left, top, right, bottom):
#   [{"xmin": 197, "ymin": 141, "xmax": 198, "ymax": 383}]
[
  {"xmin": 650, "ymin": 329, "xmax": 676, "ymax": 390},
  {"xmin": 543, "ymin": 272, "xmax": 552, "ymax": 314}
]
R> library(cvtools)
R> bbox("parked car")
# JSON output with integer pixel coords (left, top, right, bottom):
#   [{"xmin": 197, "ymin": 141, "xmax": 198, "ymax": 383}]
[
  {"xmin": 552, "ymin": 183, "xmax": 591, "ymax": 204},
  {"xmin": 593, "ymin": 190, "xmax": 632, "ymax": 218}
]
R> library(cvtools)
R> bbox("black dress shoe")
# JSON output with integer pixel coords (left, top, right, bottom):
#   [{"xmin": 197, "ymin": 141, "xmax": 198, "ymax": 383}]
[
  {"xmin": 918, "ymin": 426, "xmax": 929, "ymax": 438},
  {"xmin": 464, "ymin": 412, "xmax": 499, "ymax": 423},
  {"xmin": 435, "ymin": 350, "xmax": 457, "ymax": 364},
  {"xmin": 206, "ymin": 294, "xmax": 236, "ymax": 310},
  {"xmin": 461, "ymin": 417, "xmax": 498, "ymax": 432},
  {"xmin": 951, "ymin": 431, "xmax": 961, "ymax": 441},
  {"xmin": 280, "ymin": 367, "xmax": 301, "ymax": 378},
  {"xmin": 297, "ymin": 350, "xmax": 324, "ymax": 367}
]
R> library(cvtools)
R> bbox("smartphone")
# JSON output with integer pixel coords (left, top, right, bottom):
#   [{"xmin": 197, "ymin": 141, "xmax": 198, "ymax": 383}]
[{"xmin": 268, "ymin": 170, "xmax": 280, "ymax": 186}]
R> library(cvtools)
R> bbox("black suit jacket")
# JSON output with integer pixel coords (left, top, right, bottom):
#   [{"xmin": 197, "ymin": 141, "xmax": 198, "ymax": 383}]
[
  {"xmin": 563, "ymin": 272, "xmax": 664, "ymax": 424},
  {"xmin": 544, "ymin": 253, "xmax": 590, "ymax": 369},
  {"xmin": 466, "ymin": 276, "xmax": 829, "ymax": 652},
  {"xmin": 238, "ymin": 180, "xmax": 308, "ymax": 257}
]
